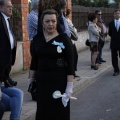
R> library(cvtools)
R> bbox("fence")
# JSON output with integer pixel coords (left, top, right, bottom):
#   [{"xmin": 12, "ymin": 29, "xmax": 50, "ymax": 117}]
[
  {"xmin": 72, "ymin": 6, "xmax": 115, "ymax": 32},
  {"xmin": 11, "ymin": 5, "xmax": 115, "ymax": 41}
]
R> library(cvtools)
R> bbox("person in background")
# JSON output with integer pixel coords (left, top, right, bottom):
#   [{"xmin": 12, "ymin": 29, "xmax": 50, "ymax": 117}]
[
  {"xmin": 88, "ymin": 13, "xmax": 100, "ymax": 70},
  {"xmin": 27, "ymin": 0, "xmax": 39, "ymax": 41},
  {"xmin": 0, "ymin": 0, "xmax": 23, "ymax": 119},
  {"xmin": 29, "ymin": 9, "xmax": 74, "ymax": 120},
  {"xmin": 95, "ymin": 10, "xmax": 108, "ymax": 64},
  {"xmin": 65, "ymin": 8, "xmax": 79, "ymax": 77},
  {"xmin": 109, "ymin": 9, "xmax": 120, "ymax": 76},
  {"xmin": 27, "ymin": 0, "xmax": 39, "ymax": 101}
]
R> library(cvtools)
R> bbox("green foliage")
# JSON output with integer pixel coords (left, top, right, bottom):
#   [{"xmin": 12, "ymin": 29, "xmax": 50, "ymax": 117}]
[
  {"xmin": 73, "ymin": 0, "xmax": 110, "ymax": 7},
  {"xmin": 12, "ymin": 7, "xmax": 20, "ymax": 17},
  {"xmin": 113, "ymin": 0, "xmax": 120, "ymax": 8}
]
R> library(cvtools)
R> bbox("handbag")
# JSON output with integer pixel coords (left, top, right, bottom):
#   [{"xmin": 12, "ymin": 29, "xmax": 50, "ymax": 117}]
[
  {"xmin": 85, "ymin": 39, "xmax": 90, "ymax": 46},
  {"xmin": 28, "ymin": 80, "xmax": 37, "ymax": 101}
]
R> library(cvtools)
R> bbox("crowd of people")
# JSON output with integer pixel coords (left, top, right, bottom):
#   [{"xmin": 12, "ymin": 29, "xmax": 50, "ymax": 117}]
[
  {"xmin": 0, "ymin": 0, "xmax": 120, "ymax": 119},
  {"xmin": 88, "ymin": 9, "xmax": 120, "ymax": 76}
]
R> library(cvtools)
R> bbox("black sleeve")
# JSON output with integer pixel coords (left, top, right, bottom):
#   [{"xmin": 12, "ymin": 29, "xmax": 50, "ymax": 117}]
[
  {"xmin": 108, "ymin": 22, "xmax": 112, "ymax": 37},
  {"xmin": 30, "ymin": 39, "xmax": 38, "ymax": 71},
  {"xmin": 63, "ymin": 36, "xmax": 75, "ymax": 75}
]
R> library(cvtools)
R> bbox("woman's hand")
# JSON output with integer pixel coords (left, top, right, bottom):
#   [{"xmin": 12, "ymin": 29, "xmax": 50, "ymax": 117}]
[{"xmin": 65, "ymin": 82, "xmax": 73, "ymax": 97}]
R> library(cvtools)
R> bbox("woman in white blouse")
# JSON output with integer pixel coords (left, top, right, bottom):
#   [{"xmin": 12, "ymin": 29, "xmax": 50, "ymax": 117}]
[{"xmin": 88, "ymin": 13, "xmax": 100, "ymax": 70}]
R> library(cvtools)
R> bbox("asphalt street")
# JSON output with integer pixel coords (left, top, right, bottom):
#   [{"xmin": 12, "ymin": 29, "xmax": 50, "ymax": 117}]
[{"xmin": 71, "ymin": 63, "xmax": 120, "ymax": 120}]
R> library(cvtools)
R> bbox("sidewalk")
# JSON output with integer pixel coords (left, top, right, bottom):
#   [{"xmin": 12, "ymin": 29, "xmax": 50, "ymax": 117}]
[{"xmin": 2, "ymin": 41, "xmax": 114, "ymax": 120}]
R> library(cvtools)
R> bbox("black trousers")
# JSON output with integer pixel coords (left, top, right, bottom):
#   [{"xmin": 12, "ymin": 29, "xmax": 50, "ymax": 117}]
[
  {"xmin": 73, "ymin": 44, "xmax": 78, "ymax": 71},
  {"xmin": 111, "ymin": 48, "xmax": 120, "ymax": 72},
  {"xmin": 0, "ymin": 51, "xmax": 12, "ymax": 82}
]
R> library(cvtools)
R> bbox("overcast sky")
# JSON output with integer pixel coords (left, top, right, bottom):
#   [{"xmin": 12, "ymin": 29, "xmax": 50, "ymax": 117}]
[{"xmin": 109, "ymin": 0, "xmax": 114, "ymax": 3}]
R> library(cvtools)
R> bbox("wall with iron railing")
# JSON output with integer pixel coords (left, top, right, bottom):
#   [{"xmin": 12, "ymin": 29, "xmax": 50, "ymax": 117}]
[{"xmin": 72, "ymin": 6, "xmax": 115, "ymax": 32}]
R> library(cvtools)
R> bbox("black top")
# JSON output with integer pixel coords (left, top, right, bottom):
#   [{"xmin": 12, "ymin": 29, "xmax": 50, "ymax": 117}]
[{"xmin": 30, "ymin": 33, "xmax": 74, "ymax": 75}]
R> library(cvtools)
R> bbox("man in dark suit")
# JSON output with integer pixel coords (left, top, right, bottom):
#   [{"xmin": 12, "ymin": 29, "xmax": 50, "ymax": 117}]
[
  {"xmin": 109, "ymin": 9, "xmax": 120, "ymax": 76},
  {"xmin": 0, "ymin": 0, "xmax": 17, "ymax": 86}
]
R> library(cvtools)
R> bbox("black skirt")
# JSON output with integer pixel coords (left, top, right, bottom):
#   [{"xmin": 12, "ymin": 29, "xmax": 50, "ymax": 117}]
[{"xmin": 35, "ymin": 70, "xmax": 70, "ymax": 120}]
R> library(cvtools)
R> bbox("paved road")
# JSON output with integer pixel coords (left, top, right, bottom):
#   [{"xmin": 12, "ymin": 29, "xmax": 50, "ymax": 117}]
[{"xmin": 71, "ymin": 65, "xmax": 120, "ymax": 120}]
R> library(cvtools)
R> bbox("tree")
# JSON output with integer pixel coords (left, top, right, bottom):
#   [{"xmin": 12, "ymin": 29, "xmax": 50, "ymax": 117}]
[
  {"xmin": 92, "ymin": 0, "xmax": 109, "ymax": 7},
  {"xmin": 113, "ymin": 0, "xmax": 120, "ymax": 8},
  {"xmin": 73, "ymin": 0, "xmax": 109, "ymax": 7}
]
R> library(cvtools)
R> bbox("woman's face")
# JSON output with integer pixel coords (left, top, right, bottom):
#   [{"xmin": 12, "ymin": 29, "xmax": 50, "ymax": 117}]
[{"xmin": 42, "ymin": 14, "xmax": 57, "ymax": 34}]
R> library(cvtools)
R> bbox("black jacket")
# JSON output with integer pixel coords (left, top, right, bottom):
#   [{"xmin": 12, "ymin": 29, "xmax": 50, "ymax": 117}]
[
  {"xmin": 0, "ymin": 12, "xmax": 17, "ymax": 75},
  {"xmin": 109, "ymin": 20, "xmax": 120, "ymax": 49}
]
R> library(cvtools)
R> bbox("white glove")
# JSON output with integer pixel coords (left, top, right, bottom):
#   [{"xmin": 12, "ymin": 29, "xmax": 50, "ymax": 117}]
[
  {"xmin": 62, "ymin": 82, "xmax": 73, "ymax": 107},
  {"xmin": 62, "ymin": 93, "xmax": 69, "ymax": 107},
  {"xmin": 65, "ymin": 82, "xmax": 73, "ymax": 97}
]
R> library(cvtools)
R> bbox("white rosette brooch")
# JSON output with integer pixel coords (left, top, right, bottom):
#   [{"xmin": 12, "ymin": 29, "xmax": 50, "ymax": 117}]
[{"xmin": 52, "ymin": 40, "xmax": 65, "ymax": 53}]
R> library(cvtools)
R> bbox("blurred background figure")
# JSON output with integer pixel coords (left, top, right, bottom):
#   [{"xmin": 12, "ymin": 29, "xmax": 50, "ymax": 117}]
[
  {"xmin": 27, "ymin": 0, "xmax": 39, "ymax": 41},
  {"xmin": 88, "ymin": 13, "xmax": 99, "ymax": 70},
  {"xmin": 95, "ymin": 10, "xmax": 108, "ymax": 64},
  {"xmin": 65, "ymin": 8, "xmax": 79, "ymax": 77}
]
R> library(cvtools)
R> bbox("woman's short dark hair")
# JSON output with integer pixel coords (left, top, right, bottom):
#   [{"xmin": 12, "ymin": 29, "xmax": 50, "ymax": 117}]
[
  {"xmin": 88, "ymin": 13, "xmax": 97, "ymax": 22},
  {"xmin": 41, "ymin": 9, "xmax": 58, "ymax": 23}
]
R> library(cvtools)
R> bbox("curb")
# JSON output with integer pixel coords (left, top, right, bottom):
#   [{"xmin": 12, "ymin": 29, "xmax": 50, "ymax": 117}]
[{"xmin": 73, "ymin": 65, "xmax": 112, "ymax": 95}]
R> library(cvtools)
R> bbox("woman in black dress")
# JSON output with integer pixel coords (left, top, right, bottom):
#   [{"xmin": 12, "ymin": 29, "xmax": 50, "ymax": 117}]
[{"xmin": 29, "ymin": 9, "xmax": 74, "ymax": 120}]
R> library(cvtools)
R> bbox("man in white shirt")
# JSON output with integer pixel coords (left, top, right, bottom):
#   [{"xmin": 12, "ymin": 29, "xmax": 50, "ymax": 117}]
[{"xmin": 0, "ymin": 0, "xmax": 17, "ymax": 87}]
